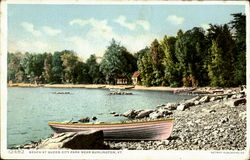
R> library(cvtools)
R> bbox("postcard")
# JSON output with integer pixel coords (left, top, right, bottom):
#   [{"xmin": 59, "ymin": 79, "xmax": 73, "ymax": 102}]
[{"xmin": 1, "ymin": 0, "xmax": 249, "ymax": 159}]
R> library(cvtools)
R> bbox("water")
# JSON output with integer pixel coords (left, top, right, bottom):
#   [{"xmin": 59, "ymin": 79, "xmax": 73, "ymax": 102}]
[{"xmin": 7, "ymin": 87, "xmax": 194, "ymax": 148}]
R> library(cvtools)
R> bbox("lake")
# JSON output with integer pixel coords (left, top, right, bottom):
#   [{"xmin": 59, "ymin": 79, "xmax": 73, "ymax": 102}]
[{"xmin": 7, "ymin": 87, "xmax": 194, "ymax": 148}]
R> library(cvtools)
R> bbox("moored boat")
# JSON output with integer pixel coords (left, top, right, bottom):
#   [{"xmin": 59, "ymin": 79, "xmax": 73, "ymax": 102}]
[{"xmin": 48, "ymin": 119, "xmax": 174, "ymax": 140}]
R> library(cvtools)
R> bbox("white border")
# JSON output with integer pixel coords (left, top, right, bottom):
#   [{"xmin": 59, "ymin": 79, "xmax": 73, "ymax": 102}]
[{"xmin": 1, "ymin": 0, "xmax": 249, "ymax": 160}]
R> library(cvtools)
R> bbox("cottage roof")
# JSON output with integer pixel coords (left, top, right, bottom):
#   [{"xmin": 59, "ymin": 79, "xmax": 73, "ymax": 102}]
[{"xmin": 132, "ymin": 71, "xmax": 140, "ymax": 78}]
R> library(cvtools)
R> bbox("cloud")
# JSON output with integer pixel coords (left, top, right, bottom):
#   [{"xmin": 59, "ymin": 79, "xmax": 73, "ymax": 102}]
[
  {"xmin": 200, "ymin": 24, "xmax": 210, "ymax": 30},
  {"xmin": 42, "ymin": 26, "xmax": 61, "ymax": 36},
  {"xmin": 167, "ymin": 15, "xmax": 185, "ymax": 25},
  {"xmin": 70, "ymin": 18, "xmax": 114, "ymax": 40},
  {"xmin": 21, "ymin": 22, "xmax": 41, "ymax": 37},
  {"xmin": 114, "ymin": 15, "xmax": 136, "ymax": 30},
  {"xmin": 66, "ymin": 36, "xmax": 107, "ymax": 60},
  {"xmin": 136, "ymin": 20, "xmax": 150, "ymax": 31},
  {"xmin": 114, "ymin": 15, "xmax": 150, "ymax": 31},
  {"xmin": 9, "ymin": 40, "xmax": 48, "ymax": 53}
]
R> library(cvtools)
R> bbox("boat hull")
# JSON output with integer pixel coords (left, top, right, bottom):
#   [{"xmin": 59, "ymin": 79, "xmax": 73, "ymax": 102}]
[{"xmin": 48, "ymin": 119, "xmax": 174, "ymax": 140}]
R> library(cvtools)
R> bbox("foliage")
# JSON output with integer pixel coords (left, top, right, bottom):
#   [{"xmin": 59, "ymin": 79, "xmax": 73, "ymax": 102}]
[
  {"xmin": 229, "ymin": 13, "xmax": 246, "ymax": 85},
  {"xmin": 42, "ymin": 53, "xmax": 53, "ymax": 83},
  {"xmin": 100, "ymin": 39, "xmax": 137, "ymax": 84},
  {"xmin": 86, "ymin": 55, "xmax": 104, "ymax": 84},
  {"xmin": 208, "ymin": 25, "xmax": 236, "ymax": 87}
]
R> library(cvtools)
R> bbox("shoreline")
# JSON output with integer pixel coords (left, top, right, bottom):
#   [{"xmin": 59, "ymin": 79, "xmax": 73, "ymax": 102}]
[{"xmin": 7, "ymin": 83, "xmax": 241, "ymax": 93}]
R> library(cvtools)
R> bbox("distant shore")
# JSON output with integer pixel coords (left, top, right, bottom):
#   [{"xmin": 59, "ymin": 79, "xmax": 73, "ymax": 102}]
[{"xmin": 7, "ymin": 83, "xmax": 240, "ymax": 93}]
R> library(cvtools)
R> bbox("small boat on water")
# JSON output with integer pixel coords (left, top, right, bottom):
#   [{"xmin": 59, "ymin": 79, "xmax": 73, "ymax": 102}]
[
  {"xmin": 173, "ymin": 88, "xmax": 196, "ymax": 94},
  {"xmin": 48, "ymin": 119, "xmax": 174, "ymax": 140},
  {"xmin": 108, "ymin": 88, "xmax": 133, "ymax": 95}
]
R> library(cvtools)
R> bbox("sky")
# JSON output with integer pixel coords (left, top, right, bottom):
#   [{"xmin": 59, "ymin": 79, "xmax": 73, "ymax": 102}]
[{"xmin": 7, "ymin": 4, "xmax": 245, "ymax": 61}]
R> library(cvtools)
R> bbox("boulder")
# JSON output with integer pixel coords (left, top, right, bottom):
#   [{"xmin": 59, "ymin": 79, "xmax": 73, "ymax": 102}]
[
  {"xmin": 92, "ymin": 116, "xmax": 97, "ymax": 120},
  {"xmin": 114, "ymin": 113, "xmax": 119, "ymax": 117},
  {"xmin": 194, "ymin": 100, "xmax": 200, "ymax": 105},
  {"xmin": 157, "ymin": 104, "xmax": 166, "ymax": 108},
  {"xmin": 123, "ymin": 109, "xmax": 137, "ymax": 118},
  {"xmin": 187, "ymin": 96, "xmax": 201, "ymax": 103},
  {"xmin": 183, "ymin": 101, "xmax": 195, "ymax": 107},
  {"xmin": 149, "ymin": 109, "xmax": 172, "ymax": 119},
  {"xmin": 136, "ymin": 109, "xmax": 154, "ymax": 119},
  {"xmin": 177, "ymin": 104, "xmax": 186, "ymax": 111},
  {"xmin": 37, "ymin": 131, "xmax": 105, "ymax": 149},
  {"xmin": 199, "ymin": 96, "xmax": 210, "ymax": 103},
  {"xmin": 157, "ymin": 108, "xmax": 173, "ymax": 116},
  {"xmin": 224, "ymin": 98, "xmax": 246, "ymax": 107},
  {"xmin": 79, "ymin": 117, "xmax": 90, "ymax": 123},
  {"xmin": 149, "ymin": 112, "xmax": 161, "ymax": 119},
  {"xmin": 164, "ymin": 103, "xmax": 178, "ymax": 110}
]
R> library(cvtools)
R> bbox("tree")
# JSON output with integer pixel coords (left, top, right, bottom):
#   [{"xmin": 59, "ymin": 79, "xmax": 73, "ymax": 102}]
[
  {"xmin": 42, "ymin": 53, "xmax": 53, "ymax": 83},
  {"xmin": 208, "ymin": 24, "xmax": 236, "ymax": 87},
  {"xmin": 100, "ymin": 39, "xmax": 136, "ymax": 84},
  {"xmin": 52, "ymin": 50, "xmax": 72, "ymax": 83},
  {"xmin": 20, "ymin": 52, "xmax": 45, "ymax": 83},
  {"xmin": 7, "ymin": 52, "xmax": 25, "ymax": 83},
  {"xmin": 74, "ymin": 61, "xmax": 91, "ymax": 84},
  {"xmin": 175, "ymin": 28, "xmax": 208, "ymax": 86},
  {"xmin": 150, "ymin": 39, "xmax": 166, "ymax": 86},
  {"xmin": 229, "ymin": 13, "xmax": 246, "ymax": 85},
  {"xmin": 61, "ymin": 52, "xmax": 79, "ymax": 83},
  {"xmin": 138, "ymin": 50, "xmax": 154, "ymax": 86},
  {"xmin": 161, "ymin": 35, "xmax": 182, "ymax": 87},
  {"xmin": 86, "ymin": 54, "xmax": 103, "ymax": 84}
]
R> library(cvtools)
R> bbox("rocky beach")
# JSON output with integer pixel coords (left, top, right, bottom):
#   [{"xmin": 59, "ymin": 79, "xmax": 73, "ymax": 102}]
[{"xmin": 14, "ymin": 88, "xmax": 246, "ymax": 150}]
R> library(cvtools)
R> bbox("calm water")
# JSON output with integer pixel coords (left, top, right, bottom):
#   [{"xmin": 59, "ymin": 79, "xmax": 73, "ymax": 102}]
[{"xmin": 7, "ymin": 87, "xmax": 194, "ymax": 148}]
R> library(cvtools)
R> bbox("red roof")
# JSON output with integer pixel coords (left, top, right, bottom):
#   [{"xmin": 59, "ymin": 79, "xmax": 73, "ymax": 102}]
[{"xmin": 132, "ymin": 71, "xmax": 140, "ymax": 78}]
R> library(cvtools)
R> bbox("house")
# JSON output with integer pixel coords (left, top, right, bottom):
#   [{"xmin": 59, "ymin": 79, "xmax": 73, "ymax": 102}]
[
  {"xmin": 116, "ymin": 78, "xmax": 128, "ymax": 85},
  {"xmin": 132, "ymin": 71, "xmax": 140, "ymax": 85}
]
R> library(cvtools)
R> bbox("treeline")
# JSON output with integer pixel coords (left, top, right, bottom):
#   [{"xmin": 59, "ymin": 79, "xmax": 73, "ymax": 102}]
[
  {"xmin": 7, "ymin": 41, "xmax": 137, "ymax": 85},
  {"xmin": 7, "ymin": 13, "xmax": 246, "ymax": 87}
]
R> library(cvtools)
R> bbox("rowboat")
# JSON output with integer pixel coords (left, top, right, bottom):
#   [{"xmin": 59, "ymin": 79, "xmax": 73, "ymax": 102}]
[{"xmin": 48, "ymin": 119, "xmax": 174, "ymax": 140}]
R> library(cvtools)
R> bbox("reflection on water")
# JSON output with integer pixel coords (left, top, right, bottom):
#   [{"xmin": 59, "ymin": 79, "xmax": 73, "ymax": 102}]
[{"xmin": 7, "ymin": 87, "xmax": 194, "ymax": 148}]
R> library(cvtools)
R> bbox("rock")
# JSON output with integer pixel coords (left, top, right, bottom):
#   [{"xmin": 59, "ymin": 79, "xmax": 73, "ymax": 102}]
[
  {"xmin": 37, "ymin": 131, "xmax": 105, "ymax": 149},
  {"xmin": 183, "ymin": 101, "xmax": 195, "ymax": 107},
  {"xmin": 209, "ymin": 109, "xmax": 216, "ymax": 113},
  {"xmin": 92, "ymin": 116, "xmax": 97, "ymax": 120},
  {"xmin": 225, "ymin": 90, "xmax": 232, "ymax": 94},
  {"xmin": 187, "ymin": 96, "xmax": 201, "ymax": 103},
  {"xmin": 231, "ymin": 95, "xmax": 237, "ymax": 99},
  {"xmin": 239, "ymin": 111, "xmax": 246, "ymax": 120},
  {"xmin": 195, "ymin": 119, "xmax": 201, "ymax": 123},
  {"xmin": 177, "ymin": 104, "xmax": 186, "ymax": 111},
  {"xmin": 224, "ymin": 98, "xmax": 246, "ymax": 107},
  {"xmin": 109, "ymin": 111, "xmax": 116, "ymax": 114},
  {"xmin": 194, "ymin": 100, "xmax": 200, "ymax": 105},
  {"xmin": 220, "ymin": 117, "xmax": 229, "ymax": 123},
  {"xmin": 123, "ymin": 109, "xmax": 136, "ymax": 118},
  {"xmin": 236, "ymin": 94, "xmax": 244, "ymax": 99},
  {"xmin": 136, "ymin": 109, "xmax": 154, "ymax": 119},
  {"xmin": 114, "ymin": 113, "xmax": 119, "ymax": 117},
  {"xmin": 149, "ymin": 112, "xmax": 161, "ymax": 119},
  {"xmin": 199, "ymin": 96, "xmax": 210, "ymax": 103},
  {"xmin": 164, "ymin": 103, "xmax": 178, "ymax": 110},
  {"xmin": 157, "ymin": 104, "xmax": 165, "ymax": 108},
  {"xmin": 78, "ymin": 117, "xmax": 90, "ymax": 123}
]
